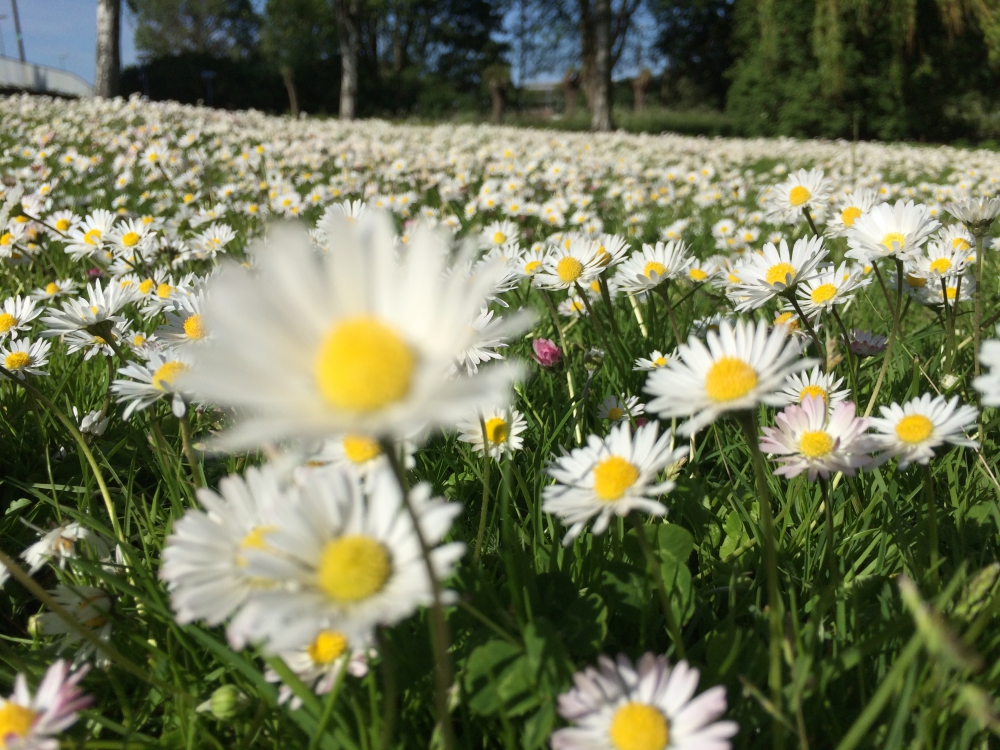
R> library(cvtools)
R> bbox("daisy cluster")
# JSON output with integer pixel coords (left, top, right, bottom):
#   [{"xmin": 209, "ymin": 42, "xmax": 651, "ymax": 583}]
[{"xmin": 1, "ymin": 92, "xmax": 1000, "ymax": 749}]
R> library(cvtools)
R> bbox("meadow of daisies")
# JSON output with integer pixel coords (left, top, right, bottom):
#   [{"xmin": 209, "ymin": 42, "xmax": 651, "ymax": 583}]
[{"xmin": 3, "ymin": 92, "xmax": 1000, "ymax": 750}]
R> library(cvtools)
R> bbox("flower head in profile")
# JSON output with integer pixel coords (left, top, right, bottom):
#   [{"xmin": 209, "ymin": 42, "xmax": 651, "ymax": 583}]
[
  {"xmin": 634, "ymin": 349, "xmax": 673, "ymax": 372},
  {"xmin": 0, "ymin": 338, "xmax": 50, "ymax": 379},
  {"xmin": 645, "ymin": 319, "xmax": 814, "ymax": 436},
  {"xmin": 869, "ymin": 393, "xmax": 978, "ymax": 469},
  {"xmin": 0, "ymin": 295, "xmax": 42, "ymax": 340},
  {"xmin": 775, "ymin": 364, "xmax": 849, "ymax": 407},
  {"xmin": 974, "ymin": 339, "xmax": 1000, "ymax": 407},
  {"xmin": 846, "ymin": 200, "xmax": 940, "ymax": 263},
  {"xmin": 947, "ymin": 197, "xmax": 1000, "ymax": 235},
  {"xmin": 727, "ymin": 237, "xmax": 827, "ymax": 312},
  {"xmin": 848, "ymin": 329, "xmax": 887, "ymax": 358},
  {"xmin": 542, "ymin": 422, "xmax": 687, "ymax": 545},
  {"xmin": 184, "ymin": 215, "xmax": 527, "ymax": 449},
  {"xmin": 0, "ymin": 660, "xmax": 91, "ymax": 750},
  {"xmin": 552, "ymin": 653, "xmax": 738, "ymax": 750},
  {"xmin": 760, "ymin": 397, "xmax": 875, "ymax": 480},
  {"xmin": 457, "ymin": 406, "xmax": 527, "ymax": 459}
]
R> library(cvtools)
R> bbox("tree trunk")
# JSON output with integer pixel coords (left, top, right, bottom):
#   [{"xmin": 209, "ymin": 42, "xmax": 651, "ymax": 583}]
[
  {"xmin": 335, "ymin": 0, "xmax": 360, "ymax": 120},
  {"xmin": 94, "ymin": 0, "xmax": 121, "ymax": 99},
  {"xmin": 577, "ymin": 0, "xmax": 596, "ymax": 112},
  {"xmin": 591, "ymin": 0, "xmax": 613, "ymax": 131},
  {"xmin": 563, "ymin": 70, "xmax": 579, "ymax": 115},
  {"xmin": 489, "ymin": 83, "xmax": 505, "ymax": 124},
  {"xmin": 280, "ymin": 66, "xmax": 300, "ymax": 118}
]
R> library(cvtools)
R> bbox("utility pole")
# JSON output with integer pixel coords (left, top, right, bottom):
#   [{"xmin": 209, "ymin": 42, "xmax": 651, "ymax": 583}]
[{"xmin": 10, "ymin": 0, "xmax": 25, "ymax": 62}]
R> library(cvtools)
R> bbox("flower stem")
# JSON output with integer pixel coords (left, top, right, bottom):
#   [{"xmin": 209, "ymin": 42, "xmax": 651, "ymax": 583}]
[
  {"xmin": 821, "ymin": 479, "xmax": 837, "ymax": 584},
  {"xmin": 735, "ymin": 410, "xmax": 784, "ymax": 743},
  {"xmin": 974, "ymin": 232, "xmax": 985, "ymax": 380},
  {"xmin": 0, "ymin": 365, "xmax": 123, "ymax": 543},
  {"xmin": 802, "ymin": 206, "xmax": 821, "ymax": 238},
  {"xmin": 831, "ymin": 308, "xmax": 859, "ymax": 400},
  {"xmin": 923, "ymin": 463, "xmax": 940, "ymax": 590},
  {"xmin": 178, "ymin": 411, "xmax": 205, "ymax": 489},
  {"xmin": 598, "ymin": 272, "xmax": 623, "ymax": 342},
  {"xmin": 474, "ymin": 417, "xmax": 493, "ymax": 564},
  {"xmin": 787, "ymin": 295, "xmax": 825, "ymax": 370},
  {"xmin": 630, "ymin": 514, "xmax": 686, "ymax": 659},
  {"xmin": 863, "ymin": 258, "xmax": 904, "ymax": 418},
  {"xmin": 380, "ymin": 440, "xmax": 456, "ymax": 750},
  {"xmin": 577, "ymin": 283, "xmax": 628, "ymax": 383},
  {"xmin": 655, "ymin": 283, "xmax": 683, "ymax": 347}
]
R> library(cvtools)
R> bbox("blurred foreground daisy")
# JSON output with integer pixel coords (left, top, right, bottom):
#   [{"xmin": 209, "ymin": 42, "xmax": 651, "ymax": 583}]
[
  {"xmin": 869, "ymin": 394, "xmax": 978, "ymax": 469},
  {"xmin": 543, "ymin": 422, "xmax": 687, "ymax": 545},
  {"xmin": 551, "ymin": 653, "xmax": 737, "ymax": 750},
  {"xmin": 184, "ymin": 215, "xmax": 527, "ymax": 448},
  {"xmin": 973, "ymin": 339, "xmax": 1000, "ymax": 406},
  {"xmin": 0, "ymin": 660, "xmax": 91, "ymax": 750},
  {"xmin": 645, "ymin": 319, "xmax": 814, "ymax": 436}
]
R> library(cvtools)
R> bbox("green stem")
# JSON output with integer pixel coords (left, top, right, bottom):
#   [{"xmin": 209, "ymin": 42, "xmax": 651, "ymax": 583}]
[
  {"xmin": 802, "ymin": 206, "xmax": 821, "ymax": 238},
  {"xmin": 307, "ymin": 658, "xmax": 350, "ymax": 750},
  {"xmin": 924, "ymin": 464, "xmax": 940, "ymax": 590},
  {"xmin": 863, "ymin": 258, "xmax": 904, "ymax": 418},
  {"xmin": 577, "ymin": 283, "xmax": 628, "ymax": 383},
  {"xmin": 974, "ymin": 231, "xmax": 985, "ymax": 380},
  {"xmin": 474, "ymin": 417, "xmax": 493, "ymax": 564},
  {"xmin": 178, "ymin": 410, "xmax": 205, "ymax": 489},
  {"xmin": 655, "ymin": 283, "xmax": 683, "ymax": 347},
  {"xmin": 787, "ymin": 295, "xmax": 825, "ymax": 370},
  {"xmin": 377, "ymin": 628, "xmax": 398, "ymax": 750},
  {"xmin": 822, "ymin": 479, "xmax": 836, "ymax": 584},
  {"xmin": 0, "ymin": 365, "xmax": 123, "ymax": 543},
  {"xmin": 380, "ymin": 440, "xmax": 456, "ymax": 750},
  {"xmin": 629, "ymin": 514, "xmax": 687, "ymax": 659},
  {"xmin": 831, "ymin": 308, "xmax": 859, "ymax": 400},
  {"xmin": 736, "ymin": 410, "xmax": 784, "ymax": 745},
  {"xmin": 598, "ymin": 272, "xmax": 623, "ymax": 342}
]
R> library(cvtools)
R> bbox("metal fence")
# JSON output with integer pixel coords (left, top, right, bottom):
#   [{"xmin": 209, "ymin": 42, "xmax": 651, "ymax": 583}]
[{"xmin": 0, "ymin": 55, "xmax": 92, "ymax": 97}]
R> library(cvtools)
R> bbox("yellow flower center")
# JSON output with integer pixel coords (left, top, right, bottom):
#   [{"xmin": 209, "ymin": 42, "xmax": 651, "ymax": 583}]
[
  {"xmin": 307, "ymin": 630, "xmax": 348, "ymax": 666},
  {"xmin": 0, "ymin": 702, "xmax": 37, "ymax": 744},
  {"xmin": 653, "ymin": 356, "xmax": 667, "ymax": 367},
  {"xmin": 643, "ymin": 261, "xmax": 668, "ymax": 279},
  {"xmin": 556, "ymin": 256, "xmax": 584, "ymax": 284},
  {"xmin": 133, "ymin": 335, "xmax": 146, "ymax": 347},
  {"xmin": 317, "ymin": 535, "xmax": 391, "ymax": 603},
  {"xmin": 952, "ymin": 238, "xmax": 971, "ymax": 251},
  {"xmin": 946, "ymin": 286, "xmax": 958, "ymax": 300},
  {"xmin": 595, "ymin": 246, "xmax": 612, "ymax": 266},
  {"xmin": 799, "ymin": 384, "xmax": 828, "ymax": 402},
  {"xmin": 314, "ymin": 317, "xmax": 415, "ymax": 413},
  {"xmin": 798, "ymin": 430, "xmax": 835, "ymax": 458},
  {"xmin": 139, "ymin": 279, "xmax": 155, "ymax": 295},
  {"xmin": 492, "ymin": 231, "xmax": 507, "ymax": 244},
  {"xmin": 592, "ymin": 456, "xmax": 640, "ymax": 501},
  {"xmin": 608, "ymin": 702, "xmax": 669, "ymax": 750},
  {"xmin": 841, "ymin": 206, "xmax": 862, "ymax": 227},
  {"xmin": 788, "ymin": 185, "xmax": 811, "ymax": 207},
  {"xmin": 705, "ymin": 357, "xmax": 758, "ymax": 402},
  {"xmin": 0, "ymin": 313, "xmax": 18, "ymax": 333},
  {"xmin": 342, "ymin": 435, "xmax": 381, "ymax": 464},
  {"xmin": 765, "ymin": 263, "xmax": 796, "ymax": 286},
  {"xmin": 895, "ymin": 414, "xmax": 933, "ymax": 444},
  {"xmin": 880, "ymin": 232, "xmax": 906, "ymax": 252},
  {"xmin": 183, "ymin": 193, "xmax": 195, "ymax": 203},
  {"xmin": 484, "ymin": 417, "xmax": 509, "ymax": 444},
  {"xmin": 156, "ymin": 283, "xmax": 174, "ymax": 299},
  {"xmin": 55, "ymin": 218, "xmax": 71, "ymax": 231},
  {"xmin": 235, "ymin": 525, "xmax": 278, "ymax": 566},
  {"xmin": 905, "ymin": 274, "xmax": 926, "ymax": 288},
  {"xmin": 152, "ymin": 361, "xmax": 188, "ymax": 391},
  {"xmin": 183, "ymin": 314, "xmax": 206, "ymax": 340},
  {"xmin": 607, "ymin": 407, "xmax": 625, "ymax": 421},
  {"xmin": 0, "ymin": 233, "xmax": 11, "ymax": 246},
  {"xmin": 121, "ymin": 231, "xmax": 141, "ymax": 247},
  {"xmin": 689, "ymin": 268, "xmax": 707, "ymax": 281},
  {"xmin": 44, "ymin": 282, "xmax": 60, "ymax": 295},
  {"xmin": 84, "ymin": 228, "xmax": 102, "ymax": 245},
  {"xmin": 810, "ymin": 284, "xmax": 837, "ymax": 305},
  {"xmin": 929, "ymin": 258, "xmax": 952, "ymax": 274},
  {"xmin": 5, "ymin": 352, "xmax": 30, "ymax": 370},
  {"xmin": 524, "ymin": 260, "xmax": 541, "ymax": 275}
]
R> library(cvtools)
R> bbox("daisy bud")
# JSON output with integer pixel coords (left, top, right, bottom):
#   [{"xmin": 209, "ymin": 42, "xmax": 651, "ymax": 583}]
[
  {"xmin": 197, "ymin": 685, "xmax": 249, "ymax": 721},
  {"xmin": 531, "ymin": 338, "xmax": 562, "ymax": 367}
]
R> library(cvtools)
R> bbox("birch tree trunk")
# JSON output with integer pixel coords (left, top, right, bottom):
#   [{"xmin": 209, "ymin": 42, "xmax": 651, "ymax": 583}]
[
  {"xmin": 591, "ymin": 0, "xmax": 613, "ymax": 131},
  {"xmin": 335, "ymin": 0, "xmax": 360, "ymax": 120},
  {"xmin": 94, "ymin": 0, "xmax": 121, "ymax": 99},
  {"xmin": 280, "ymin": 65, "xmax": 300, "ymax": 118}
]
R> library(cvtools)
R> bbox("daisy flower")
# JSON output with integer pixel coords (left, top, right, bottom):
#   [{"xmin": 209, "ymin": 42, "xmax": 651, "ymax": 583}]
[
  {"xmin": 794, "ymin": 262, "xmax": 871, "ymax": 316},
  {"xmin": 457, "ymin": 406, "xmax": 527, "ymax": 458},
  {"xmin": 909, "ymin": 238, "xmax": 970, "ymax": 281},
  {"xmin": 869, "ymin": 393, "xmax": 979, "ymax": 469},
  {"xmin": 73, "ymin": 407, "xmax": 110, "ymax": 437},
  {"xmin": 295, "ymin": 434, "xmax": 416, "ymax": 484},
  {"xmin": 826, "ymin": 189, "xmax": 879, "ymax": 237},
  {"xmin": 947, "ymin": 197, "xmax": 1000, "ymax": 233},
  {"xmin": 683, "ymin": 259, "xmax": 713, "ymax": 284},
  {"xmin": 227, "ymin": 464, "xmax": 464, "ymax": 651},
  {"xmin": 63, "ymin": 209, "xmax": 115, "ymax": 260},
  {"xmin": 597, "ymin": 394, "xmax": 645, "ymax": 422},
  {"xmin": 848, "ymin": 329, "xmax": 887, "ymax": 358},
  {"xmin": 265, "ymin": 630, "xmax": 370, "ymax": 709},
  {"xmin": 634, "ymin": 350, "xmax": 673, "ymax": 372},
  {"xmin": 775, "ymin": 364, "xmax": 849, "ymax": 407},
  {"xmin": 542, "ymin": 422, "xmax": 687, "ymax": 545},
  {"xmin": 183, "ymin": 216, "xmax": 526, "ymax": 449},
  {"xmin": 727, "ymin": 237, "xmax": 827, "ymax": 312},
  {"xmin": 515, "ymin": 244, "xmax": 547, "ymax": 280},
  {"xmin": 0, "ymin": 660, "xmax": 91, "ymax": 750},
  {"xmin": 21, "ymin": 522, "xmax": 102, "ymax": 574},
  {"xmin": 157, "ymin": 293, "xmax": 209, "ymax": 348},
  {"xmin": 161, "ymin": 466, "xmax": 284, "ymax": 626},
  {"xmin": 974, "ymin": 339, "xmax": 1000, "ymax": 406},
  {"xmin": 111, "ymin": 349, "xmax": 192, "ymax": 419},
  {"xmin": 0, "ymin": 338, "xmax": 50, "ymax": 379},
  {"xmin": 552, "ymin": 653, "xmax": 738, "ymax": 750},
  {"xmin": 614, "ymin": 241, "xmax": 692, "ymax": 293},
  {"xmin": 559, "ymin": 294, "xmax": 588, "ymax": 319},
  {"xmin": 482, "ymin": 219, "xmax": 519, "ymax": 247},
  {"xmin": 0, "ymin": 295, "xmax": 42, "ymax": 340},
  {"xmin": 846, "ymin": 200, "xmax": 940, "ymax": 263},
  {"xmin": 40, "ymin": 586, "xmax": 113, "ymax": 667},
  {"xmin": 914, "ymin": 273, "xmax": 975, "ymax": 308},
  {"xmin": 40, "ymin": 280, "xmax": 132, "ymax": 340},
  {"xmin": 760, "ymin": 397, "xmax": 875, "ymax": 480},
  {"xmin": 765, "ymin": 167, "xmax": 832, "ymax": 224},
  {"xmin": 108, "ymin": 218, "xmax": 153, "ymax": 256},
  {"xmin": 645, "ymin": 319, "xmax": 814, "ymax": 436},
  {"xmin": 29, "ymin": 279, "xmax": 76, "ymax": 302},
  {"xmin": 534, "ymin": 240, "xmax": 603, "ymax": 291}
]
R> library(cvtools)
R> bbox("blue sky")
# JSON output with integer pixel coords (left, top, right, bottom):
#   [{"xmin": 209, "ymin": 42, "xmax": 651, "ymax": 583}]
[{"xmin": 0, "ymin": 1, "xmax": 138, "ymax": 85}]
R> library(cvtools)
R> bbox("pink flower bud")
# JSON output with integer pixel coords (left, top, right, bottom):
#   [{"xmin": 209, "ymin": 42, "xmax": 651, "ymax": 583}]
[{"xmin": 531, "ymin": 338, "xmax": 562, "ymax": 368}]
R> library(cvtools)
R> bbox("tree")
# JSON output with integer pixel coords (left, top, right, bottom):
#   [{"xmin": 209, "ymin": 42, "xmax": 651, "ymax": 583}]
[
  {"xmin": 651, "ymin": 0, "xmax": 735, "ymax": 108},
  {"xmin": 126, "ymin": 0, "xmax": 258, "ymax": 59},
  {"xmin": 261, "ymin": 0, "xmax": 336, "ymax": 116},
  {"xmin": 95, "ymin": 0, "xmax": 121, "ymax": 98},
  {"xmin": 332, "ymin": 0, "xmax": 361, "ymax": 119}
]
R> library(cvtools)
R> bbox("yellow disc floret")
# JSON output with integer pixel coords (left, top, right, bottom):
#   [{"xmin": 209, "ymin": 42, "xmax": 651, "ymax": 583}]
[
  {"xmin": 0, "ymin": 313, "xmax": 18, "ymax": 334},
  {"xmin": 929, "ymin": 258, "xmax": 952, "ymax": 275},
  {"xmin": 788, "ymin": 186, "xmax": 812, "ymax": 207},
  {"xmin": 688, "ymin": 268, "xmax": 708, "ymax": 281},
  {"xmin": 841, "ymin": 206, "xmax": 862, "ymax": 227},
  {"xmin": 342, "ymin": 435, "xmax": 381, "ymax": 464},
  {"xmin": 307, "ymin": 630, "xmax": 348, "ymax": 666},
  {"xmin": 492, "ymin": 231, "xmax": 507, "ymax": 244},
  {"xmin": 318, "ymin": 535, "xmax": 391, "ymax": 603},
  {"xmin": 880, "ymin": 232, "xmax": 906, "ymax": 252},
  {"xmin": 483, "ymin": 417, "xmax": 509, "ymax": 445},
  {"xmin": 809, "ymin": 284, "xmax": 837, "ymax": 305},
  {"xmin": 44, "ymin": 282, "xmax": 60, "ymax": 295},
  {"xmin": 0, "ymin": 702, "xmax": 38, "ymax": 745},
  {"xmin": 705, "ymin": 357, "xmax": 758, "ymax": 403},
  {"xmin": 183, "ymin": 314, "xmax": 206, "ymax": 340},
  {"xmin": 765, "ymin": 263, "xmax": 796, "ymax": 286},
  {"xmin": 895, "ymin": 414, "xmax": 933, "ymax": 444},
  {"xmin": 592, "ymin": 456, "xmax": 640, "ymax": 501},
  {"xmin": 608, "ymin": 702, "xmax": 669, "ymax": 750},
  {"xmin": 798, "ymin": 430, "xmax": 835, "ymax": 458},
  {"xmin": 121, "ymin": 231, "xmax": 141, "ymax": 247},
  {"xmin": 314, "ymin": 316, "xmax": 415, "ymax": 412},
  {"xmin": 643, "ymin": 261, "xmax": 668, "ymax": 279},
  {"xmin": 556, "ymin": 256, "xmax": 584, "ymax": 284},
  {"xmin": 799, "ymin": 384, "xmax": 828, "ymax": 403},
  {"xmin": 524, "ymin": 260, "xmax": 541, "ymax": 275},
  {"xmin": 152, "ymin": 361, "xmax": 189, "ymax": 391},
  {"xmin": 5, "ymin": 352, "xmax": 30, "ymax": 370}
]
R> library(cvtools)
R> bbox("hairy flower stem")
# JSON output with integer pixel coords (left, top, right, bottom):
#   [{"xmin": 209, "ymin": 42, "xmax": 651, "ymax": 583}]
[
  {"xmin": 380, "ymin": 440, "xmax": 456, "ymax": 750},
  {"xmin": 786, "ymin": 295, "xmax": 825, "ymax": 370},
  {"xmin": 802, "ymin": 206, "xmax": 821, "ymax": 238},
  {"xmin": 0, "ymin": 365, "xmax": 123, "ymax": 543},
  {"xmin": 655, "ymin": 283, "xmax": 683, "ymax": 347},
  {"xmin": 178, "ymin": 411, "xmax": 205, "ymax": 489},
  {"xmin": 923, "ymin": 464, "xmax": 940, "ymax": 590},
  {"xmin": 736, "ymin": 410, "xmax": 784, "ymax": 746},
  {"xmin": 864, "ymin": 258, "xmax": 904, "ymax": 418},
  {"xmin": 474, "ymin": 417, "xmax": 493, "ymax": 564},
  {"xmin": 630, "ymin": 514, "xmax": 687, "ymax": 659}
]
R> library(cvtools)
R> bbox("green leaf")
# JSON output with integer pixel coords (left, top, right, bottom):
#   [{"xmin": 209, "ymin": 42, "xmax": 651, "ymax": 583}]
[{"xmin": 464, "ymin": 640, "xmax": 539, "ymax": 717}]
